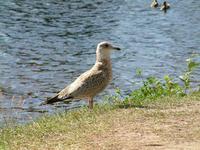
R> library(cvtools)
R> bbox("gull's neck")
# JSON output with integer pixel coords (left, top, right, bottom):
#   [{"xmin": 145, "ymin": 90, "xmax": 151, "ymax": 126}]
[{"xmin": 96, "ymin": 49, "xmax": 111, "ymax": 63}]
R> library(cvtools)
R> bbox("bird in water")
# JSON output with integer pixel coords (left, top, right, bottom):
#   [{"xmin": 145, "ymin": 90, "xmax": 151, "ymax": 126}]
[
  {"xmin": 42, "ymin": 41, "xmax": 121, "ymax": 109},
  {"xmin": 151, "ymin": 0, "xmax": 159, "ymax": 8},
  {"xmin": 160, "ymin": 1, "xmax": 170, "ymax": 11}
]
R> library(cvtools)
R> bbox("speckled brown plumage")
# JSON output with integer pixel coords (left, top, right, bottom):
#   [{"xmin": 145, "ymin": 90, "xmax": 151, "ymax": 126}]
[{"xmin": 43, "ymin": 41, "xmax": 120, "ymax": 109}]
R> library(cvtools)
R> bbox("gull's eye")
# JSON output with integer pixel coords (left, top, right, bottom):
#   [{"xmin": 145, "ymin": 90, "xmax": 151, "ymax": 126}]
[{"xmin": 104, "ymin": 44, "xmax": 109, "ymax": 48}]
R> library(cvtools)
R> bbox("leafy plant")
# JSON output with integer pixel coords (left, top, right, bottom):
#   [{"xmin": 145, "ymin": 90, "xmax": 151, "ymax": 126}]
[
  {"xmin": 179, "ymin": 55, "xmax": 200, "ymax": 90},
  {"xmin": 107, "ymin": 55, "xmax": 199, "ymax": 108},
  {"xmin": 123, "ymin": 75, "xmax": 185, "ymax": 107}
]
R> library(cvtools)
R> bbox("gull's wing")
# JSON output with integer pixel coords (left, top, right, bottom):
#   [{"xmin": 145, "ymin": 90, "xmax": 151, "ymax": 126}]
[
  {"xmin": 43, "ymin": 63, "xmax": 110, "ymax": 105},
  {"xmin": 58, "ymin": 67, "xmax": 109, "ymax": 99}
]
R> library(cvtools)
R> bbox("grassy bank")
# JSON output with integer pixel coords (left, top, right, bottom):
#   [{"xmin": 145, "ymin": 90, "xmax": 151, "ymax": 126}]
[
  {"xmin": 0, "ymin": 57, "xmax": 199, "ymax": 149},
  {"xmin": 0, "ymin": 92, "xmax": 200, "ymax": 149}
]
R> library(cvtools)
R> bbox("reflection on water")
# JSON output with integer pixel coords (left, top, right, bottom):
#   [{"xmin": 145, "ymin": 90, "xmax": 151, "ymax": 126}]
[{"xmin": 0, "ymin": 0, "xmax": 199, "ymax": 124}]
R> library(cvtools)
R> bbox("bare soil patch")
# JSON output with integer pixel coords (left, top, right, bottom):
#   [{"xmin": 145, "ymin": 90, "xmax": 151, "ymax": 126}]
[{"xmin": 76, "ymin": 101, "xmax": 200, "ymax": 150}]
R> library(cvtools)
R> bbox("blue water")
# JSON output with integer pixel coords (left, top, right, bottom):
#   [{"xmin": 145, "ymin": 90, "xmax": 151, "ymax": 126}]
[{"xmin": 0, "ymin": 0, "xmax": 199, "ymax": 124}]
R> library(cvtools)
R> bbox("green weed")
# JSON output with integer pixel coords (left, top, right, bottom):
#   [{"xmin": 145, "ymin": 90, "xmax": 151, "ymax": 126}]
[
  {"xmin": 112, "ymin": 55, "xmax": 200, "ymax": 108},
  {"xmin": 179, "ymin": 54, "xmax": 200, "ymax": 90}
]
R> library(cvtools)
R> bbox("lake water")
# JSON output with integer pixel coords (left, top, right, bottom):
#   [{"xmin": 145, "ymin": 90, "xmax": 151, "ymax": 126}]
[{"xmin": 0, "ymin": 0, "xmax": 199, "ymax": 124}]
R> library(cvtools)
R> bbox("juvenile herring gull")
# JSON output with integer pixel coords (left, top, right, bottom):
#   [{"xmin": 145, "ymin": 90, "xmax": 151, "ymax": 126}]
[{"xmin": 43, "ymin": 41, "xmax": 120, "ymax": 109}]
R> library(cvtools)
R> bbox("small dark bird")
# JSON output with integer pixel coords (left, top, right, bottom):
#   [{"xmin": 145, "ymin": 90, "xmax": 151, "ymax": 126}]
[
  {"xmin": 160, "ymin": 1, "xmax": 170, "ymax": 11},
  {"xmin": 151, "ymin": 0, "xmax": 159, "ymax": 8}
]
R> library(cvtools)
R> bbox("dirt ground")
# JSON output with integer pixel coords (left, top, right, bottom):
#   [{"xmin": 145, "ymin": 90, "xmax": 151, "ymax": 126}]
[
  {"xmin": 74, "ymin": 101, "xmax": 200, "ymax": 150},
  {"xmin": 2, "ymin": 95, "xmax": 200, "ymax": 150}
]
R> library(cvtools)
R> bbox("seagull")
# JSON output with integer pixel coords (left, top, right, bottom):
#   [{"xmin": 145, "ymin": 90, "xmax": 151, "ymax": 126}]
[
  {"xmin": 151, "ymin": 0, "xmax": 159, "ymax": 8},
  {"xmin": 160, "ymin": 1, "xmax": 170, "ymax": 11},
  {"xmin": 42, "ymin": 41, "xmax": 121, "ymax": 109}
]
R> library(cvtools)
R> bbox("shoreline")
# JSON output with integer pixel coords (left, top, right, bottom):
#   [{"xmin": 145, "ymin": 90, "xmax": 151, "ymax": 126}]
[{"xmin": 0, "ymin": 92, "xmax": 200, "ymax": 149}]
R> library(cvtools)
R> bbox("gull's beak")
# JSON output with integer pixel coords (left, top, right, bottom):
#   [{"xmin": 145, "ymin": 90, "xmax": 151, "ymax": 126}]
[{"xmin": 112, "ymin": 46, "xmax": 121, "ymax": 50}]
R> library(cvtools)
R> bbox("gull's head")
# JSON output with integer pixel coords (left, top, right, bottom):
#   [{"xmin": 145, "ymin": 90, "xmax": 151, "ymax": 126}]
[
  {"xmin": 96, "ymin": 41, "xmax": 120, "ymax": 61},
  {"xmin": 97, "ymin": 41, "xmax": 121, "ymax": 51}
]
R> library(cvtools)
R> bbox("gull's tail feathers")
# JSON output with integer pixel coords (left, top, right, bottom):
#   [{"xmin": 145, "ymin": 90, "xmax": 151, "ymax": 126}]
[{"xmin": 40, "ymin": 94, "xmax": 73, "ymax": 106}]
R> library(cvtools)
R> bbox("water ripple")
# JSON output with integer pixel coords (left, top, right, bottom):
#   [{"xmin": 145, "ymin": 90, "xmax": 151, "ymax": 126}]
[{"xmin": 0, "ymin": 0, "xmax": 199, "ymax": 124}]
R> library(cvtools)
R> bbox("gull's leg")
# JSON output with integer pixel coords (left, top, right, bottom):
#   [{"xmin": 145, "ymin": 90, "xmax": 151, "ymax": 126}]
[{"xmin": 88, "ymin": 98, "xmax": 93, "ymax": 109}]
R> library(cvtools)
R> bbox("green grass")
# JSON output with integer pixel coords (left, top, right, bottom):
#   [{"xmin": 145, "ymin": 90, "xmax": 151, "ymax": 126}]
[
  {"xmin": 0, "ymin": 55, "xmax": 199, "ymax": 149},
  {"xmin": 0, "ymin": 103, "xmax": 114, "ymax": 149},
  {"xmin": 0, "ymin": 92, "xmax": 200, "ymax": 149}
]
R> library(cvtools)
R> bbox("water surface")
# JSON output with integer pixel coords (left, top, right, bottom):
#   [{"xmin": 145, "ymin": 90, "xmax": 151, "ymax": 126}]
[{"xmin": 0, "ymin": 0, "xmax": 199, "ymax": 124}]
